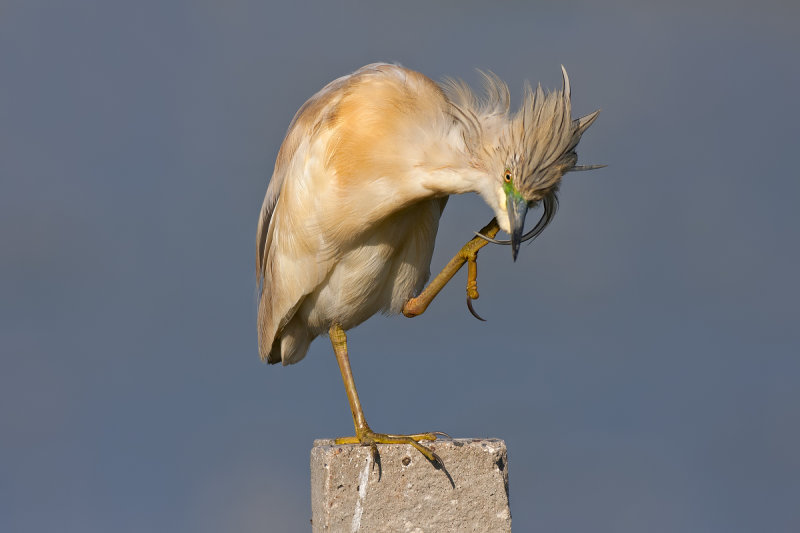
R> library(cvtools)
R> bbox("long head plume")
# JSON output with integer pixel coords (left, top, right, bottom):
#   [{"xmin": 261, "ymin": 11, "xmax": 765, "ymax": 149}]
[
  {"xmin": 444, "ymin": 66, "xmax": 602, "ymax": 194},
  {"xmin": 443, "ymin": 66, "xmax": 602, "ymax": 258},
  {"xmin": 511, "ymin": 66, "xmax": 601, "ymax": 195}
]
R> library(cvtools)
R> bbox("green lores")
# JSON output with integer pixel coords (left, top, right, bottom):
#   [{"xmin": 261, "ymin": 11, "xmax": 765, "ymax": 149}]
[
  {"xmin": 503, "ymin": 179, "xmax": 529, "ymax": 261},
  {"xmin": 503, "ymin": 180, "xmax": 524, "ymax": 202}
]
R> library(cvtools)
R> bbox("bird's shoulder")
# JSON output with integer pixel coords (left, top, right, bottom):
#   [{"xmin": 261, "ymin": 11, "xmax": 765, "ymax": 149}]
[
  {"xmin": 275, "ymin": 63, "xmax": 446, "ymax": 182},
  {"xmin": 258, "ymin": 64, "xmax": 453, "ymax": 282}
]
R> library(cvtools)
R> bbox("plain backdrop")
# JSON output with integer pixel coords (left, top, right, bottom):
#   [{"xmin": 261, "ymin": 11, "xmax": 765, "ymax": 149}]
[{"xmin": 2, "ymin": 1, "xmax": 799, "ymax": 532}]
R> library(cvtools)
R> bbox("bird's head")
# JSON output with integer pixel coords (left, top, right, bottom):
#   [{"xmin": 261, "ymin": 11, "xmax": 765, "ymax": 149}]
[{"xmin": 447, "ymin": 66, "xmax": 603, "ymax": 260}]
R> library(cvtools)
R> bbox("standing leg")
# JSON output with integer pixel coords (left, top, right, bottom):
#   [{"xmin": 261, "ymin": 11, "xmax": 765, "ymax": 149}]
[{"xmin": 329, "ymin": 324, "xmax": 443, "ymax": 467}]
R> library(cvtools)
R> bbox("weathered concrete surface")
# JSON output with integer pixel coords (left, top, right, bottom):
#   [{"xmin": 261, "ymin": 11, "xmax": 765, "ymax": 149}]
[{"xmin": 311, "ymin": 438, "xmax": 510, "ymax": 532}]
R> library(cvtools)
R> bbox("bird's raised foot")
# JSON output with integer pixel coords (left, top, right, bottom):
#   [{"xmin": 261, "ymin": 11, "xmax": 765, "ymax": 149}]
[
  {"xmin": 335, "ymin": 429, "xmax": 445, "ymax": 469},
  {"xmin": 465, "ymin": 254, "xmax": 487, "ymax": 321},
  {"xmin": 402, "ymin": 219, "xmax": 500, "ymax": 320}
]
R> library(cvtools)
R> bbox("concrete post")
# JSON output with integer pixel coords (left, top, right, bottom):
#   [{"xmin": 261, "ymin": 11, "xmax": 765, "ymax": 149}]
[{"xmin": 310, "ymin": 438, "xmax": 510, "ymax": 532}]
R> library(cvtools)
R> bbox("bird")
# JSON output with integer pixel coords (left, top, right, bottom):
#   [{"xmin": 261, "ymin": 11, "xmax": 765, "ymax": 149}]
[{"xmin": 256, "ymin": 63, "xmax": 601, "ymax": 466}]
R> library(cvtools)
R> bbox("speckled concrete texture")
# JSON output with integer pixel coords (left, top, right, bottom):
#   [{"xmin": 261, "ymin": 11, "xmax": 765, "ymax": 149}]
[{"xmin": 311, "ymin": 438, "xmax": 510, "ymax": 532}]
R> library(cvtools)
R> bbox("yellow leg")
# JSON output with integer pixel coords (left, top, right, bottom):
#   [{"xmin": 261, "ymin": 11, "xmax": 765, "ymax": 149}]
[
  {"xmin": 403, "ymin": 218, "xmax": 500, "ymax": 318},
  {"xmin": 329, "ymin": 324, "xmax": 443, "ymax": 466}
]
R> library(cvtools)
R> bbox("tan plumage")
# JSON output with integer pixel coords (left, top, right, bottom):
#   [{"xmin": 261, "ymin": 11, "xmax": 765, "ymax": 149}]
[{"xmin": 256, "ymin": 62, "xmax": 600, "ymax": 367}]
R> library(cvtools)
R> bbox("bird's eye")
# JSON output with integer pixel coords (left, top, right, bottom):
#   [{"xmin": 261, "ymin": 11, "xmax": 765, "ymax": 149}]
[{"xmin": 503, "ymin": 171, "xmax": 512, "ymax": 183}]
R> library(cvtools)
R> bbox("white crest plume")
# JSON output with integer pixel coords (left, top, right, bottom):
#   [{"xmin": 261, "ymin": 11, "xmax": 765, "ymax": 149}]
[{"xmin": 442, "ymin": 66, "xmax": 602, "ymax": 198}]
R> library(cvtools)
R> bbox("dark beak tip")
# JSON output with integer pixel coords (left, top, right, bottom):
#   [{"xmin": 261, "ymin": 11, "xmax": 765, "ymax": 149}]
[{"xmin": 506, "ymin": 194, "xmax": 528, "ymax": 263}]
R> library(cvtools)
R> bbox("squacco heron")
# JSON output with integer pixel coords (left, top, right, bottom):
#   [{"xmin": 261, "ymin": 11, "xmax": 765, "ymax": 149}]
[{"xmin": 256, "ymin": 63, "xmax": 601, "ymax": 467}]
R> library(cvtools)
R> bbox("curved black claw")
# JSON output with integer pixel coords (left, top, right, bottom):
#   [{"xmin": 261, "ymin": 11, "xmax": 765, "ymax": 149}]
[
  {"xmin": 431, "ymin": 431, "xmax": 452, "ymax": 439},
  {"xmin": 429, "ymin": 452, "xmax": 455, "ymax": 488},
  {"xmin": 429, "ymin": 450, "xmax": 445, "ymax": 470},
  {"xmin": 467, "ymin": 297, "xmax": 487, "ymax": 321},
  {"xmin": 369, "ymin": 443, "xmax": 383, "ymax": 481}
]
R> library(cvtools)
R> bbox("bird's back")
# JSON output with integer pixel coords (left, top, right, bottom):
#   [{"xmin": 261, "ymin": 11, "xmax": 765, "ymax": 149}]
[{"xmin": 256, "ymin": 64, "xmax": 455, "ymax": 365}]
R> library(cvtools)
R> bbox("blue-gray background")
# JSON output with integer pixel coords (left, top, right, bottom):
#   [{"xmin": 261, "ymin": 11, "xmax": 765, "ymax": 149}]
[{"xmin": 2, "ymin": 1, "xmax": 798, "ymax": 531}]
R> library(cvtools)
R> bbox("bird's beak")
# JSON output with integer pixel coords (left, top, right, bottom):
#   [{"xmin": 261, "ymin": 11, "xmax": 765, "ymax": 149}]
[{"xmin": 506, "ymin": 193, "xmax": 528, "ymax": 261}]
